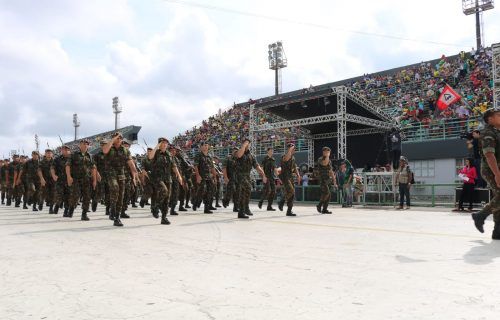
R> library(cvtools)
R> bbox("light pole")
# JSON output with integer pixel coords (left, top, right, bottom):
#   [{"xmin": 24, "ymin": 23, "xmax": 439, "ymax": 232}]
[
  {"xmin": 73, "ymin": 113, "xmax": 80, "ymax": 141},
  {"xmin": 112, "ymin": 96, "xmax": 122, "ymax": 130},
  {"xmin": 462, "ymin": 0, "xmax": 494, "ymax": 49},
  {"xmin": 268, "ymin": 41, "xmax": 287, "ymax": 96}
]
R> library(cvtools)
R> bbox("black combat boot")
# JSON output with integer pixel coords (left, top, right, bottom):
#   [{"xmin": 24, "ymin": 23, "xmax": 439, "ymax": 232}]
[
  {"xmin": 63, "ymin": 207, "xmax": 69, "ymax": 217},
  {"xmin": 6, "ymin": 197, "xmax": 11, "ymax": 206},
  {"xmin": 286, "ymin": 206, "xmax": 296, "ymax": 217},
  {"xmin": 32, "ymin": 203, "xmax": 38, "ymax": 212},
  {"xmin": 245, "ymin": 205, "xmax": 253, "ymax": 216},
  {"xmin": 120, "ymin": 210, "xmax": 130, "ymax": 219},
  {"xmin": 472, "ymin": 211, "xmax": 491, "ymax": 233},
  {"xmin": 493, "ymin": 222, "xmax": 500, "ymax": 240},
  {"xmin": 1, "ymin": 193, "xmax": 4, "ymax": 204},
  {"xmin": 215, "ymin": 199, "xmax": 221, "ymax": 208},
  {"xmin": 170, "ymin": 205, "xmax": 178, "ymax": 216},
  {"xmin": 15, "ymin": 199, "xmax": 20, "ymax": 207},
  {"xmin": 139, "ymin": 199, "xmax": 145, "ymax": 208},
  {"xmin": 68, "ymin": 207, "xmax": 74, "ymax": 218},
  {"xmin": 160, "ymin": 210, "xmax": 170, "ymax": 225},
  {"xmin": 23, "ymin": 201, "xmax": 28, "ymax": 209},
  {"xmin": 178, "ymin": 200, "xmax": 187, "ymax": 211},
  {"xmin": 233, "ymin": 205, "xmax": 239, "ymax": 212},
  {"xmin": 322, "ymin": 203, "xmax": 332, "ymax": 214},
  {"xmin": 316, "ymin": 202, "xmax": 322, "ymax": 213},
  {"xmin": 81, "ymin": 210, "xmax": 90, "ymax": 221},
  {"xmin": 278, "ymin": 200, "xmax": 284, "ymax": 212},
  {"xmin": 105, "ymin": 206, "xmax": 110, "ymax": 216},
  {"xmin": 152, "ymin": 206, "xmax": 159, "ymax": 219},
  {"xmin": 113, "ymin": 210, "xmax": 123, "ymax": 227},
  {"xmin": 91, "ymin": 200, "xmax": 98, "ymax": 212},
  {"xmin": 49, "ymin": 205, "xmax": 54, "ymax": 214},
  {"xmin": 131, "ymin": 201, "xmax": 137, "ymax": 208},
  {"xmin": 38, "ymin": 203, "xmax": 43, "ymax": 211},
  {"xmin": 267, "ymin": 204, "xmax": 276, "ymax": 211},
  {"xmin": 222, "ymin": 198, "xmax": 229, "ymax": 208},
  {"xmin": 258, "ymin": 200, "xmax": 263, "ymax": 209},
  {"xmin": 209, "ymin": 201, "xmax": 217, "ymax": 211},
  {"xmin": 238, "ymin": 207, "xmax": 249, "ymax": 219},
  {"xmin": 204, "ymin": 204, "xmax": 213, "ymax": 214}
]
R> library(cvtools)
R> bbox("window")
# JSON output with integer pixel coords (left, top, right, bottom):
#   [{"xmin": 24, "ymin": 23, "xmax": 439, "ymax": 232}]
[
  {"xmin": 455, "ymin": 158, "xmax": 466, "ymax": 177},
  {"xmin": 409, "ymin": 160, "xmax": 435, "ymax": 177}
]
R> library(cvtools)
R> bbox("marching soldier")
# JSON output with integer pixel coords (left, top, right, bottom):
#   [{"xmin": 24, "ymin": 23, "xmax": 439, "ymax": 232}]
[
  {"xmin": 66, "ymin": 139, "xmax": 97, "ymax": 220},
  {"xmin": 213, "ymin": 156, "xmax": 223, "ymax": 208},
  {"xmin": 14, "ymin": 156, "xmax": 27, "ymax": 209},
  {"xmin": 102, "ymin": 132, "xmax": 138, "ymax": 227},
  {"xmin": 0, "ymin": 159, "xmax": 7, "ymax": 205},
  {"xmin": 120, "ymin": 140, "xmax": 133, "ymax": 219},
  {"xmin": 169, "ymin": 145, "xmax": 181, "ymax": 215},
  {"xmin": 40, "ymin": 149, "xmax": 56, "ymax": 213},
  {"xmin": 314, "ymin": 146, "xmax": 337, "ymax": 214},
  {"xmin": 148, "ymin": 137, "xmax": 183, "ymax": 224},
  {"xmin": 52, "ymin": 146, "xmax": 71, "ymax": 216},
  {"xmin": 278, "ymin": 143, "xmax": 301, "ymax": 216},
  {"xmin": 92, "ymin": 141, "xmax": 107, "ymax": 214},
  {"xmin": 472, "ymin": 109, "xmax": 500, "ymax": 240},
  {"xmin": 140, "ymin": 148, "xmax": 156, "ymax": 215},
  {"xmin": 175, "ymin": 147, "xmax": 194, "ymax": 212},
  {"xmin": 4, "ymin": 157, "xmax": 15, "ymax": 206},
  {"xmin": 235, "ymin": 139, "xmax": 267, "ymax": 219},
  {"xmin": 222, "ymin": 147, "xmax": 239, "ymax": 212},
  {"xmin": 258, "ymin": 147, "xmax": 277, "ymax": 211},
  {"xmin": 193, "ymin": 142, "xmax": 217, "ymax": 214},
  {"xmin": 17, "ymin": 151, "xmax": 45, "ymax": 212}
]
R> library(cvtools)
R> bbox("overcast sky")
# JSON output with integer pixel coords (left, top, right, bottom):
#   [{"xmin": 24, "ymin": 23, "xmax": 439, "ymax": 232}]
[{"xmin": 0, "ymin": 0, "xmax": 499, "ymax": 156}]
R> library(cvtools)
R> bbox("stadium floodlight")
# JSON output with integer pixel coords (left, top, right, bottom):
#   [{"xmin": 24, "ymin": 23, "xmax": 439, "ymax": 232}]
[
  {"xmin": 462, "ymin": 0, "xmax": 494, "ymax": 49},
  {"xmin": 73, "ymin": 113, "xmax": 80, "ymax": 141},
  {"xmin": 268, "ymin": 41, "xmax": 288, "ymax": 95},
  {"xmin": 112, "ymin": 96, "xmax": 122, "ymax": 130}
]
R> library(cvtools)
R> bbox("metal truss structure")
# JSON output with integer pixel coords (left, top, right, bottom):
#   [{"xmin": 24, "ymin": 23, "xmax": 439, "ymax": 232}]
[
  {"xmin": 250, "ymin": 86, "xmax": 395, "ymax": 163},
  {"xmin": 493, "ymin": 42, "xmax": 500, "ymax": 109}
]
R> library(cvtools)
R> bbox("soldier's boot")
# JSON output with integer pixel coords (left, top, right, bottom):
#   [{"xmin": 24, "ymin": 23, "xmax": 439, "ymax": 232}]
[
  {"xmin": 245, "ymin": 204, "xmax": 253, "ymax": 216},
  {"xmin": 32, "ymin": 203, "xmax": 38, "ymax": 212},
  {"xmin": 266, "ymin": 203, "xmax": 276, "ymax": 211},
  {"xmin": 170, "ymin": 205, "xmax": 178, "ymax": 216},
  {"xmin": 91, "ymin": 200, "xmax": 98, "ymax": 212},
  {"xmin": 81, "ymin": 210, "xmax": 90, "ymax": 221},
  {"xmin": 23, "ymin": 201, "xmax": 28, "ymax": 210},
  {"xmin": 258, "ymin": 200, "xmax": 263, "ymax": 209},
  {"xmin": 160, "ymin": 210, "xmax": 171, "ymax": 225},
  {"xmin": 222, "ymin": 198, "xmax": 229, "ymax": 208},
  {"xmin": 472, "ymin": 211, "xmax": 491, "ymax": 233},
  {"xmin": 113, "ymin": 210, "xmax": 123, "ymax": 227},
  {"xmin": 152, "ymin": 206, "xmax": 159, "ymax": 219},
  {"xmin": 49, "ymin": 205, "xmax": 54, "ymax": 214},
  {"xmin": 322, "ymin": 203, "xmax": 332, "ymax": 214},
  {"xmin": 209, "ymin": 200, "xmax": 217, "ymax": 211},
  {"xmin": 278, "ymin": 200, "xmax": 284, "ymax": 212},
  {"xmin": 233, "ymin": 204, "xmax": 239, "ymax": 212},
  {"xmin": 493, "ymin": 222, "xmax": 500, "ymax": 240},
  {"xmin": 38, "ymin": 203, "xmax": 43, "ymax": 211},
  {"xmin": 1, "ymin": 193, "xmax": 4, "ymax": 204},
  {"xmin": 179, "ymin": 200, "xmax": 187, "ymax": 212},
  {"xmin": 204, "ymin": 203, "xmax": 213, "ymax": 214},
  {"xmin": 215, "ymin": 199, "xmax": 221, "ymax": 208},
  {"xmin": 105, "ymin": 206, "xmax": 110, "ymax": 216},
  {"xmin": 6, "ymin": 197, "xmax": 11, "ymax": 206},
  {"xmin": 120, "ymin": 210, "xmax": 130, "ymax": 219},
  {"xmin": 131, "ymin": 200, "xmax": 137, "ymax": 208},
  {"xmin": 139, "ymin": 199, "xmax": 146, "ymax": 208},
  {"xmin": 238, "ymin": 207, "xmax": 249, "ymax": 219},
  {"xmin": 68, "ymin": 207, "xmax": 74, "ymax": 218},
  {"xmin": 15, "ymin": 198, "xmax": 20, "ymax": 207},
  {"xmin": 63, "ymin": 207, "xmax": 69, "ymax": 217},
  {"xmin": 316, "ymin": 202, "xmax": 322, "ymax": 213},
  {"xmin": 286, "ymin": 206, "xmax": 296, "ymax": 217}
]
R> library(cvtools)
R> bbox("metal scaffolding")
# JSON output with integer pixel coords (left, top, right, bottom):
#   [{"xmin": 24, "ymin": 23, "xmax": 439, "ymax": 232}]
[{"xmin": 493, "ymin": 42, "xmax": 500, "ymax": 109}]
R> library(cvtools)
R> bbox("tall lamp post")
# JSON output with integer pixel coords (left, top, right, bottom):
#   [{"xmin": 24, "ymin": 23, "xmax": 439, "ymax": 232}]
[
  {"xmin": 462, "ymin": 0, "xmax": 494, "ymax": 49},
  {"xmin": 268, "ymin": 41, "xmax": 287, "ymax": 96},
  {"xmin": 112, "ymin": 96, "xmax": 122, "ymax": 130},
  {"xmin": 73, "ymin": 114, "xmax": 80, "ymax": 142}
]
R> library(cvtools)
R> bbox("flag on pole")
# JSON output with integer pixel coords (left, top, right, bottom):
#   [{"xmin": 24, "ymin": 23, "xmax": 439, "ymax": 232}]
[{"xmin": 436, "ymin": 84, "xmax": 461, "ymax": 111}]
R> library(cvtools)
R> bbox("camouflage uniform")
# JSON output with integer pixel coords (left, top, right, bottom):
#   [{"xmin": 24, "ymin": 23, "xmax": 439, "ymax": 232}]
[
  {"xmin": 52, "ymin": 154, "xmax": 71, "ymax": 214},
  {"xmin": 151, "ymin": 149, "xmax": 176, "ymax": 220},
  {"xmin": 315, "ymin": 156, "xmax": 333, "ymax": 213},
  {"xmin": 480, "ymin": 124, "xmax": 500, "ymax": 223},
  {"xmin": 14, "ymin": 161, "xmax": 25, "ymax": 207},
  {"xmin": 5, "ymin": 160, "xmax": 16, "ymax": 206},
  {"xmin": 222, "ymin": 154, "xmax": 239, "ymax": 211},
  {"xmin": 193, "ymin": 152, "xmax": 214, "ymax": 211},
  {"xmin": 121, "ymin": 163, "xmax": 133, "ymax": 215},
  {"xmin": 39, "ymin": 156, "xmax": 55, "ymax": 211},
  {"xmin": 104, "ymin": 145, "xmax": 131, "ymax": 220},
  {"xmin": 141, "ymin": 156, "xmax": 156, "ymax": 211},
  {"xmin": 22, "ymin": 158, "xmax": 41, "ymax": 210},
  {"xmin": 213, "ymin": 161, "xmax": 223, "ymax": 207},
  {"xmin": 278, "ymin": 155, "xmax": 297, "ymax": 213},
  {"xmin": 0, "ymin": 162, "xmax": 7, "ymax": 204},
  {"xmin": 236, "ymin": 150, "xmax": 258, "ymax": 217},
  {"xmin": 259, "ymin": 155, "xmax": 276, "ymax": 209},
  {"xmin": 176, "ymin": 153, "xmax": 193, "ymax": 210},
  {"xmin": 67, "ymin": 150, "xmax": 95, "ymax": 215},
  {"xmin": 169, "ymin": 155, "xmax": 181, "ymax": 214}
]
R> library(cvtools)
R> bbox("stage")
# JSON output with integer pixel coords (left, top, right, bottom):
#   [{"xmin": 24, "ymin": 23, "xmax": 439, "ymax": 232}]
[{"xmin": 0, "ymin": 204, "xmax": 498, "ymax": 319}]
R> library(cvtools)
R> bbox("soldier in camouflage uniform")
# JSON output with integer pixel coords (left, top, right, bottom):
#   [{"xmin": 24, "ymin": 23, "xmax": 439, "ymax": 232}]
[
  {"xmin": 92, "ymin": 141, "xmax": 107, "ymax": 214},
  {"xmin": 140, "ymin": 148, "xmax": 156, "ymax": 215},
  {"xmin": 314, "ymin": 146, "xmax": 337, "ymax": 214},
  {"xmin": 0, "ymin": 159, "xmax": 7, "ymax": 205},
  {"xmin": 17, "ymin": 151, "xmax": 45, "ymax": 212},
  {"xmin": 193, "ymin": 142, "xmax": 217, "ymax": 214},
  {"xmin": 66, "ymin": 139, "xmax": 97, "ymax": 220},
  {"xmin": 169, "ymin": 145, "xmax": 181, "ymax": 215},
  {"xmin": 40, "ymin": 149, "xmax": 56, "ymax": 213},
  {"xmin": 102, "ymin": 132, "xmax": 138, "ymax": 227},
  {"xmin": 148, "ymin": 137, "xmax": 183, "ymax": 225},
  {"xmin": 213, "ymin": 157, "xmax": 223, "ymax": 208},
  {"xmin": 222, "ymin": 147, "xmax": 239, "ymax": 212},
  {"xmin": 175, "ymin": 147, "xmax": 194, "ymax": 212},
  {"xmin": 14, "ymin": 156, "xmax": 27, "ymax": 209},
  {"xmin": 52, "ymin": 145, "xmax": 71, "ymax": 216},
  {"xmin": 120, "ymin": 140, "xmax": 134, "ymax": 219},
  {"xmin": 235, "ymin": 139, "xmax": 267, "ymax": 219},
  {"xmin": 472, "ymin": 109, "xmax": 500, "ymax": 240},
  {"xmin": 278, "ymin": 143, "xmax": 301, "ymax": 216},
  {"xmin": 6, "ymin": 156, "xmax": 18, "ymax": 207},
  {"xmin": 258, "ymin": 147, "xmax": 277, "ymax": 211}
]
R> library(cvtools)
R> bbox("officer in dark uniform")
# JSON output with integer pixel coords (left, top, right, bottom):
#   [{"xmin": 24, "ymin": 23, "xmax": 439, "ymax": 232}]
[
  {"xmin": 66, "ymin": 139, "xmax": 97, "ymax": 220},
  {"xmin": 278, "ymin": 143, "xmax": 301, "ymax": 216},
  {"xmin": 472, "ymin": 109, "xmax": 500, "ymax": 239},
  {"xmin": 258, "ymin": 147, "xmax": 277, "ymax": 211},
  {"xmin": 40, "ymin": 149, "xmax": 56, "ymax": 213},
  {"xmin": 222, "ymin": 147, "xmax": 239, "ymax": 212},
  {"xmin": 52, "ymin": 145, "xmax": 71, "ymax": 215},
  {"xmin": 314, "ymin": 146, "xmax": 337, "ymax": 214},
  {"xmin": 193, "ymin": 142, "xmax": 217, "ymax": 214}
]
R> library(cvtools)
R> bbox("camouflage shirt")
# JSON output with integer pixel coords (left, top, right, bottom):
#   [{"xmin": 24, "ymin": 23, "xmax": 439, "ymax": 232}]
[
  {"xmin": 194, "ymin": 152, "xmax": 213, "ymax": 180},
  {"xmin": 224, "ymin": 155, "xmax": 237, "ymax": 179},
  {"xmin": 104, "ymin": 146, "xmax": 131, "ymax": 180},
  {"xmin": 152, "ymin": 149, "xmax": 176, "ymax": 183},
  {"xmin": 22, "ymin": 159, "xmax": 40, "ymax": 181},
  {"xmin": 52, "ymin": 155, "xmax": 69, "ymax": 181},
  {"xmin": 93, "ymin": 151, "xmax": 106, "ymax": 179},
  {"xmin": 260, "ymin": 155, "xmax": 276, "ymax": 179},
  {"xmin": 40, "ymin": 157, "xmax": 54, "ymax": 182},
  {"xmin": 236, "ymin": 151, "xmax": 258, "ymax": 178},
  {"xmin": 66, "ymin": 151, "xmax": 95, "ymax": 179},
  {"xmin": 141, "ymin": 157, "xmax": 153, "ymax": 174},
  {"xmin": 315, "ymin": 156, "xmax": 332, "ymax": 183},
  {"xmin": 480, "ymin": 124, "xmax": 500, "ymax": 171},
  {"xmin": 279, "ymin": 155, "xmax": 297, "ymax": 180}
]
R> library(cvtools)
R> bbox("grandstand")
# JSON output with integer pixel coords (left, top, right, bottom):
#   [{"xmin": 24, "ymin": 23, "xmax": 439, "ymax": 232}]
[
  {"xmin": 173, "ymin": 46, "xmax": 496, "ymax": 184},
  {"xmin": 61, "ymin": 125, "xmax": 141, "ymax": 155}
]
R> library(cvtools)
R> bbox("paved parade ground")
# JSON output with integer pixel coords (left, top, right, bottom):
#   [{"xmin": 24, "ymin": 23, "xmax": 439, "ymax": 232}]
[{"xmin": 0, "ymin": 203, "xmax": 499, "ymax": 320}]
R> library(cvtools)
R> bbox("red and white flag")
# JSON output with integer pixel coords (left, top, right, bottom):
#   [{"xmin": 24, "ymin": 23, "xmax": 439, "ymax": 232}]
[{"xmin": 436, "ymin": 84, "xmax": 461, "ymax": 111}]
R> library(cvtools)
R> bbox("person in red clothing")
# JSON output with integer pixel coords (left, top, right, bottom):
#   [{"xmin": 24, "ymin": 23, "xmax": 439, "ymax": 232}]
[{"xmin": 453, "ymin": 158, "xmax": 478, "ymax": 212}]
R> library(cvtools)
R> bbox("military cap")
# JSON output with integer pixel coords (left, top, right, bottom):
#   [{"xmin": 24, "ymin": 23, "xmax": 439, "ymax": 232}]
[
  {"xmin": 399, "ymin": 156, "xmax": 408, "ymax": 163},
  {"xmin": 112, "ymin": 132, "xmax": 123, "ymax": 138},
  {"xmin": 61, "ymin": 145, "xmax": 70, "ymax": 150},
  {"xmin": 99, "ymin": 140, "xmax": 108, "ymax": 146},
  {"xmin": 158, "ymin": 137, "xmax": 169, "ymax": 143},
  {"xmin": 147, "ymin": 147, "xmax": 153, "ymax": 151},
  {"xmin": 32, "ymin": 151, "xmax": 39, "ymax": 155},
  {"xmin": 12, "ymin": 154, "xmax": 19, "ymax": 158},
  {"xmin": 79, "ymin": 139, "xmax": 90, "ymax": 144},
  {"xmin": 122, "ymin": 139, "xmax": 131, "ymax": 146},
  {"xmin": 4, "ymin": 159, "xmax": 9, "ymax": 161},
  {"xmin": 483, "ymin": 108, "xmax": 500, "ymax": 123},
  {"xmin": 322, "ymin": 146, "xmax": 331, "ymax": 151},
  {"xmin": 45, "ymin": 149, "xmax": 53, "ymax": 153}
]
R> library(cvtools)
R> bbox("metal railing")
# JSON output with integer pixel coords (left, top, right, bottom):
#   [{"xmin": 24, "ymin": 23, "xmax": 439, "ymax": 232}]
[{"xmin": 402, "ymin": 117, "xmax": 481, "ymax": 142}]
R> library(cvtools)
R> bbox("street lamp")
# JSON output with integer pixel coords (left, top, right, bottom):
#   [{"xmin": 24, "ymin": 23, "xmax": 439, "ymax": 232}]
[
  {"xmin": 73, "ymin": 113, "xmax": 80, "ymax": 141},
  {"xmin": 268, "ymin": 41, "xmax": 287, "ymax": 95},
  {"xmin": 112, "ymin": 96, "xmax": 122, "ymax": 130},
  {"xmin": 462, "ymin": 0, "xmax": 494, "ymax": 49}
]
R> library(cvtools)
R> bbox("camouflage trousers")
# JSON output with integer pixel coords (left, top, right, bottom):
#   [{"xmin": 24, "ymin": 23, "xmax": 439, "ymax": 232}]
[
  {"xmin": 122, "ymin": 178, "xmax": 134, "ymax": 212},
  {"xmin": 237, "ymin": 176, "xmax": 252, "ymax": 209},
  {"xmin": 169, "ymin": 179, "xmax": 180, "ymax": 208},
  {"xmin": 319, "ymin": 181, "xmax": 332, "ymax": 205},
  {"xmin": 214, "ymin": 178, "xmax": 221, "ymax": 202},
  {"xmin": 92, "ymin": 180, "xmax": 107, "ymax": 206},
  {"xmin": 260, "ymin": 179, "xmax": 276, "ymax": 203},
  {"xmin": 69, "ymin": 177, "xmax": 92, "ymax": 211},
  {"xmin": 195, "ymin": 179, "xmax": 214, "ymax": 207},
  {"xmin": 482, "ymin": 168, "xmax": 500, "ymax": 223},
  {"xmin": 142, "ymin": 178, "xmax": 156, "ymax": 207},
  {"xmin": 108, "ymin": 177, "xmax": 125, "ymax": 215},
  {"xmin": 223, "ymin": 178, "xmax": 239, "ymax": 207},
  {"xmin": 40, "ymin": 182, "xmax": 56, "ymax": 206},
  {"xmin": 54, "ymin": 181, "xmax": 71, "ymax": 208},
  {"xmin": 178, "ymin": 177, "xmax": 192, "ymax": 206},
  {"xmin": 281, "ymin": 178, "xmax": 295, "ymax": 207},
  {"xmin": 25, "ymin": 179, "xmax": 41, "ymax": 205},
  {"xmin": 155, "ymin": 180, "xmax": 171, "ymax": 213}
]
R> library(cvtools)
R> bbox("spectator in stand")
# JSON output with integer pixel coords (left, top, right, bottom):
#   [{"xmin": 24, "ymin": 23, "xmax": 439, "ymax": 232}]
[{"xmin": 453, "ymin": 158, "xmax": 478, "ymax": 212}]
